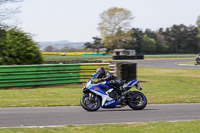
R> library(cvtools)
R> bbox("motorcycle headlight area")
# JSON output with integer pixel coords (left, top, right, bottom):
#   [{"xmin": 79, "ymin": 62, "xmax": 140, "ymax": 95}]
[{"xmin": 82, "ymin": 85, "xmax": 87, "ymax": 91}]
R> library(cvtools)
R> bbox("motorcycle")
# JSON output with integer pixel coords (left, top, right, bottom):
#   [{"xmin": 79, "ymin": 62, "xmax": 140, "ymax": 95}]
[
  {"xmin": 196, "ymin": 54, "xmax": 200, "ymax": 65},
  {"xmin": 80, "ymin": 73, "xmax": 147, "ymax": 111}
]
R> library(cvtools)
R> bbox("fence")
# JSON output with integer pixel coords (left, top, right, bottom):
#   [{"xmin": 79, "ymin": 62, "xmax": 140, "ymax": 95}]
[{"xmin": 0, "ymin": 63, "xmax": 109, "ymax": 88}]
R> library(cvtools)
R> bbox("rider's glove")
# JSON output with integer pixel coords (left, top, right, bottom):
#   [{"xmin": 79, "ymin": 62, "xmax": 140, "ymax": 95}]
[
  {"xmin": 92, "ymin": 73, "xmax": 97, "ymax": 77},
  {"xmin": 98, "ymin": 79, "xmax": 101, "ymax": 82},
  {"xmin": 94, "ymin": 81, "xmax": 99, "ymax": 84}
]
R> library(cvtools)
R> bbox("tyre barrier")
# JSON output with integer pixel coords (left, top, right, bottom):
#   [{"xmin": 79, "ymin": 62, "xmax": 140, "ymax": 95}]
[{"xmin": 113, "ymin": 55, "xmax": 144, "ymax": 60}]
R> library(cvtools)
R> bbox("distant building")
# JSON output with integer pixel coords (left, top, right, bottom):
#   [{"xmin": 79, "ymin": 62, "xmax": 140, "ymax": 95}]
[
  {"xmin": 113, "ymin": 49, "xmax": 143, "ymax": 60},
  {"xmin": 113, "ymin": 49, "xmax": 136, "ymax": 56}
]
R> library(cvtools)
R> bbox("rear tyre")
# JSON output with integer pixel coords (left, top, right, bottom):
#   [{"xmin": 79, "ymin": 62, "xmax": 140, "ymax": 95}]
[
  {"xmin": 80, "ymin": 94, "xmax": 101, "ymax": 111},
  {"xmin": 127, "ymin": 91, "xmax": 147, "ymax": 110}
]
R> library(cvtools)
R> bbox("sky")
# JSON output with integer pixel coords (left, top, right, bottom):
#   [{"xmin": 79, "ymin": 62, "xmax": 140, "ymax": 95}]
[{"xmin": 15, "ymin": 0, "xmax": 200, "ymax": 42}]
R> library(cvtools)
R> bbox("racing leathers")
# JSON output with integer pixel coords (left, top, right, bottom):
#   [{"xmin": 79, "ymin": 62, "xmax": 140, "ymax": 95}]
[{"xmin": 95, "ymin": 72, "xmax": 124, "ymax": 94}]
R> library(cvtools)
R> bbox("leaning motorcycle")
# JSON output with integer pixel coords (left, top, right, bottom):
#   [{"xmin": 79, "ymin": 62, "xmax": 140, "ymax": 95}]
[
  {"xmin": 80, "ymin": 74, "xmax": 147, "ymax": 111},
  {"xmin": 196, "ymin": 54, "xmax": 200, "ymax": 65}
]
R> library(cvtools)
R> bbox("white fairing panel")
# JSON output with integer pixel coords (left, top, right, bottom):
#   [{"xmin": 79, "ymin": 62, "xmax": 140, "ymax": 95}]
[{"xmin": 90, "ymin": 90, "xmax": 113, "ymax": 106}]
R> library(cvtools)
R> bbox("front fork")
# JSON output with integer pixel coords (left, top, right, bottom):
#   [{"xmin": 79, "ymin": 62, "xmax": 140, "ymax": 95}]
[
  {"xmin": 88, "ymin": 93, "xmax": 94, "ymax": 101},
  {"xmin": 88, "ymin": 92, "xmax": 98, "ymax": 102}
]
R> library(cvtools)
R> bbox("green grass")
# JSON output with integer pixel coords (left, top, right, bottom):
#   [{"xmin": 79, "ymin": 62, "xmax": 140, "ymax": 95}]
[
  {"xmin": 1, "ymin": 120, "xmax": 200, "ymax": 133},
  {"xmin": 43, "ymin": 54, "xmax": 197, "ymax": 61},
  {"xmin": 145, "ymin": 54, "xmax": 196, "ymax": 59},
  {"xmin": 0, "ymin": 67, "xmax": 199, "ymax": 107},
  {"xmin": 137, "ymin": 67, "xmax": 200, "ymax": 104},
  {"xmin": 43, "ymin": 55, "xmax": 112, "ymax": 61},
  {"xmin": 0, "ymin": 85, "xmax": 82, "ymax": 107},
  {"xmin": 177, "ymin": 61, "xmax": 196, "ymax": 65}
]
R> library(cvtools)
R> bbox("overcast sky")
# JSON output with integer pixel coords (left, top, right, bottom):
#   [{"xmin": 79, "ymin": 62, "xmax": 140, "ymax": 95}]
[{"xmin": 17, "ymin": 0, "xmax": 200, "ymax": 42}]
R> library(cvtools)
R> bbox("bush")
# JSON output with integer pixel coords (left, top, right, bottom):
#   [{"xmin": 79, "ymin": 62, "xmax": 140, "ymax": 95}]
[{"xmin": 0, "ymin": 28, "xmax": 43, "ymax": 65}]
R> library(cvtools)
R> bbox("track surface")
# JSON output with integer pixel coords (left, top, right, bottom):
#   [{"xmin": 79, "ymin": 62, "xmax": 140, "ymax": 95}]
[
  {"xmin": 132, "ymin": 59, "xmax": 199, "ymax": 69},
  {"xmin": 0, "ymin": 103, "xmax": 200, "ymax": 128}
]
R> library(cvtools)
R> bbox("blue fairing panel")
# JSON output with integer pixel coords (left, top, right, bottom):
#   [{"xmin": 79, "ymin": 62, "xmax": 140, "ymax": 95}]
[
  {"xmin": 90, "ymin": 85, "xmax": 107, "ymax": 95},
  {"xmin": 98, "ymin": 84, "xmax": 112, "ymax": 89},
  {"xmin": 127, "ymin": 80, "xmax": 137, "ymax": 86}
]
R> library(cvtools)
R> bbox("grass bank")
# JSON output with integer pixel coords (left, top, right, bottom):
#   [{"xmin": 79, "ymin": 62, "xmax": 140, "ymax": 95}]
[
  {"xmin": 145, "ymin": 54, "xmax": 196, "ymax": 59},
  {"xmin": 42, "ymin": 54, "xmax": 196, "ymax": 61},
  {"xmin": 177, "ymin": 61, "xmax": 196, "ymax": 65},
  {"xmin": 1, "ymin": 120, "xmax": 200, "ymax": 133},
  {"xmin": 0, "ymin": 67, "xmax": 199, "ymax": 107},
  {"xmin": 138, "ymin": 67, "xmax": 200, "ymax": 104},
  {"xmin": 43, "ymin": 55, "xmax": 112, "ymax": 61}
]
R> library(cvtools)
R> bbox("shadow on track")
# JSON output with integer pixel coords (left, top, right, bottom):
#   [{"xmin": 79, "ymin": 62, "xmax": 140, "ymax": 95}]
[{"xmin": 97, "ymin": 108, "xmax": 159, "ymax": 112}]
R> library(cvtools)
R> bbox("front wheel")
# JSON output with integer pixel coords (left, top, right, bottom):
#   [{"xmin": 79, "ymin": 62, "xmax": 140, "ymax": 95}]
[
  {"xmin": 127, "ymin": 91, "xmax": 147, "ymax": 110},
  {"xmin": 80, "ymin": 93, "xmax": 101, "ymax": 111}
]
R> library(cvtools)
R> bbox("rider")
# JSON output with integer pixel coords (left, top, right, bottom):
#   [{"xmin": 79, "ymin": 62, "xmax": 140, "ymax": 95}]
[{"xmin": 94, "ymin": 67, "xmax": 124, "ymax": 94}]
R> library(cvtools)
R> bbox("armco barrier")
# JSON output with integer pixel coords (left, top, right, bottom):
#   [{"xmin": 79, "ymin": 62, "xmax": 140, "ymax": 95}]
[{"xmin": 0, "ymin": 63, "xmax": 109, "ymax": 88}]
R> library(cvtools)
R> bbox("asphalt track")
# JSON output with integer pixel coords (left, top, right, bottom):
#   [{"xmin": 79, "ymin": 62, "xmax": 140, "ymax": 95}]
[
  {"xmin": 131, "ymin": 59, "xmax": 200, "ymax": 69},
  {"xmin": 0, "ymin": 103, "xmax": 200, "ymax": 128},
  {"xmin": 0, "ymin": 59, "xmax": 199, "ymax": 128}
]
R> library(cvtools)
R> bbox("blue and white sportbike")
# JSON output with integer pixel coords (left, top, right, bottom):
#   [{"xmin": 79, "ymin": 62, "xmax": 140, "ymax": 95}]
[{"xmin": 80, "ymin": 74, "xmax": 147, "ymax": 111}]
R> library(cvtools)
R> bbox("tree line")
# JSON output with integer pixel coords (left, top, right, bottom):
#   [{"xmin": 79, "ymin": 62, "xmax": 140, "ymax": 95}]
[
  {"xmin": 131, "ymin": 24, "xmax": 199, "ymax": 54},
  {"xmin": 86, "ymin": 24, "xmax": 200, "ymax": 54},
  {"xmin": 85, "ymin": 7, "xmax": 200, "ymax": 54}
]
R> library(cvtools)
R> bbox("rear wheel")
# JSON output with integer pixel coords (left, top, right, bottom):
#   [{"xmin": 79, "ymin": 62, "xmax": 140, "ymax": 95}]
[
  {"xmin": 80, "ymin": 93, "xmax": 101, "ymax": 111},
  {"xmin": 127, "ymin": 91, "xmax": 147, "ymax": 110}
]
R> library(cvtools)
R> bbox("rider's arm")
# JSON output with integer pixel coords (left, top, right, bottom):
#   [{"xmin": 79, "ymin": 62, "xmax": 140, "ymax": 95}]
[
  {"xmin": 92, "ymin": 73, "xmax": 97, "ymax": 77},
  {"xmin": 97, "ymin": 72, "xmax": 114, "ymax": 82}
]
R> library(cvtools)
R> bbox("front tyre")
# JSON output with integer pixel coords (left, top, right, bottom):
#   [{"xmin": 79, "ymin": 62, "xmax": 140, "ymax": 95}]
[
  {"xmin": 80, "ymin": 94, "xmax": 101, "ymax": 111},
  {"xmin": 127, "ymin": 91, "xmax": 147, "ymax": 110}
]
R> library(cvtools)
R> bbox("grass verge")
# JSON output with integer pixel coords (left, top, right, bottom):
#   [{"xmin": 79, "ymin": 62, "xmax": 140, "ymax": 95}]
[
  {"xmin": 0, "ymin": 67, "xmax": 199, "ymax": 107},
  {"xmin": 144, "ymin": 54, "xmax": 196, "ymax": 59},
  {"xmin": 138, "ymin": 67, "xmax": 200, "ymax": 104},
  {"xmin": 177, "ymin": 61, "xmax": 196, "ymax": 65},
  {"xmin": 1, "ymin": 120, "xmax": 200, "ymax": 133},
  {"xmin": 43, "ymin": 54, "xmax": 196, "ymax": 61},
  {"xmin": 43, "ymin": 55, "xmax": 112, "ymax": 61}
]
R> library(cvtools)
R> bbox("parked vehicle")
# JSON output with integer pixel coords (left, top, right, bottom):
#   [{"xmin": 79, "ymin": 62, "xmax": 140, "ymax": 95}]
[{"xmin": 80, "ymin": 74, "xmax": 147, "ymax": 111}]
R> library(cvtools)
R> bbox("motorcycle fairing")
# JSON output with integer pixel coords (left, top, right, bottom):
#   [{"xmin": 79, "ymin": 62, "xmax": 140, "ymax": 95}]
[
  {"xmin": 126, "ymin": 80, "xmax": 138, "ymax": 87},
  {"xmin": 89, "ymin": 84, "xmax": 112, "ymax": 95},
  {"xmin": 102, "ymin": 99, "xmax": 121, "ymax": 108},
  {"xmin": 88, "ymin": 83, "xmax": 119, "ymax": 107}
]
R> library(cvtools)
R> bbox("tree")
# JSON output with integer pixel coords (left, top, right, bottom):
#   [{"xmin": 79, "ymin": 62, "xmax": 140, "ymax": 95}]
[
  {"xmin": 196, "ymin": 15, "xmax": 200, "ymax": 38},
  {"xmin": 84, "ymin": 42, "xmax": 96, "ymax": 52},
  {"xmin": 183, "ymin": 25, "xmax": 200, "ymax": 53},
  {"xmin": 0, "ymin": 28, "xmax": 43, "ymax": 65},
  {"xmin": 129, "ymin": 28, "xmax": 143, "ymax": 53},
  {"xmin": 144, "ymin": 28, "xmax": 169, "ymax": 53},
  {"xmin": 84, "ymin": 37, "xmax": 104, "ymax": 53},
  {"xmin": 141, "ymin": 34, "xmax": 156, "ymax": 54},
  {"xmin": 0, "ymin": 0, "xmax": 22, "ymax": 26},
  {"xmin": 44, "ymin": 45, "xmax": 54, "ymax": 52},
  {"xmin": 164, "ymin": 24, "xmax": 199, "ymax": 53},
  {"xmin": 98, "ymin": 7, "xmax": 134, "ymax": 51},
  {"xmin": 155, "ymin": 30, "xmax": 169, "ymax": 53},
  {"xmin": 103, "ymin": 28, "xmax": 133, "ymax": 50}
]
